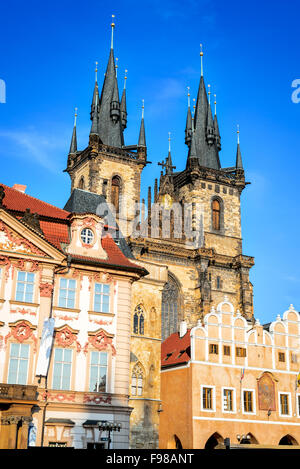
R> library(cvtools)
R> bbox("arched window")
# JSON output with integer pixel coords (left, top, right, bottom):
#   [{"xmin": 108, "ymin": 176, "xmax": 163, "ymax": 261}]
[
  {"xmin": 111, "ymin": 176, "xmax": 121, "ymax": 214},
  {"xmin": 212, "ymin": 199, "xmax": 221, "ymax": 231},
  {"xmin": 131, "ymin": 363, "xmax": 144, "ymax": 396},
  {"xmin": 133, "ymin": 305, "xmax": 145, "ymax": 335},
  {"xmin": 78, "ymin": 177, "xmax": 85, "ymax": 190},
  {"xmin": 161, "ymin": 274, "xmax": 182, "ymax": 341}
]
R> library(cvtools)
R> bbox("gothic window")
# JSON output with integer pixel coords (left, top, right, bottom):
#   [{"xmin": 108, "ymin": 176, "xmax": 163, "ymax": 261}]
[
  {"xmin": 161, "ymin": 275, "xmax": 181, "ymax": 341},
  {"xmin": 133, "ymin": 305, "xmax": 145, "ymax": 335},
  {"xmin": 111, "ymin": 176, "xmax": 121, "ymax": 214},
  {"xmin": 131, "ymin": 363, "xmax": 144, "ymax": 396},
  {"xmin": 212, "ymin": 198, "xmax": 221, "ymax": 231},
  {"xmin": 78, "ymin": 177, "xmax": 85, "ymax": 190}
]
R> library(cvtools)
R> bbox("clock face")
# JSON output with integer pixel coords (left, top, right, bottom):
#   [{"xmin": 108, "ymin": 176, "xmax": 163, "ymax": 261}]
[{"xmin": 162, "ymin": 194, "xmax": 173, "ymax": 209}]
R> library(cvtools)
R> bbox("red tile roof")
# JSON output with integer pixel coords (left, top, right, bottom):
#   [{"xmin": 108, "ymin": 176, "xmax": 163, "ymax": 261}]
[
  {"xmin": 161, "ymin": 329, "xmax": 191, "ymax": 368},
  {"xmin": 0, "ymin": 183, "xmax": 146, "ymax": 274},
  {"xmin": 1, "ymin": 183, "xmax": 70, "ymax": 220}
]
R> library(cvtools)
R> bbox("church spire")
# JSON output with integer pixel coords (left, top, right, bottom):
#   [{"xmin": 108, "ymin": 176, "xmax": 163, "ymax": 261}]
[
  {"xmin": 120, "ymin": 69, "xmax": 128, "ymax": 130},
  {"xmin": 236, "ymin": 125, "xmax": 243, "ymax": 169},
  {"xmin": 69, "ymin": 108, "xmax": 78, "ymax": 154},
  {"xmin": 138, "ymin": 99, "xmax": 146, "ymax": 147},
  {"xmin": 97, "ymin": 15, "xmax": 124, "ymax": 148},
  {"xmin": 90, "ymin": 61, "xmax": 100, "ymax": 121},
  {"xmin": 185, "ymin": 87, "xmax": 193, "ymax": 146},
  {"xmin": 166, "ymin": 132, "xmax": 175, "ymax": 175},
  {"xmin": 213, "ymin": 94, "xmax": 221, "ymax": 151}
]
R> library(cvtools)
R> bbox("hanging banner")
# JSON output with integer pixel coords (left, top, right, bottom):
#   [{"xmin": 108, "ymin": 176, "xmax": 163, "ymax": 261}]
[{"xmin": 35, "ymin": 318, "xmax": 55, "ymax": 376}]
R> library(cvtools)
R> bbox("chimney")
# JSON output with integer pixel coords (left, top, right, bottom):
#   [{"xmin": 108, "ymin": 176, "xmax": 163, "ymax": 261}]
[
  {"xmin": 179, "ymin": 320, "xmax": 187, "ymax": 338},
  {"xmin": 13, "ymin": 184, "xmax": 27, "ymax": 193}
]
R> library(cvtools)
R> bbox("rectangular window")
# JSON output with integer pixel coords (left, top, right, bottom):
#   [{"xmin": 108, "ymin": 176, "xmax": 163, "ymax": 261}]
[
  {"xmin": 202, "ymin": 387, "xmax": 213, "ymax": 410},
  {"xmin": 131, "ymin": 374, "xmax": 143, "ymax": 396},
  {"xmin": 7, "ymin": 343, "xmax": 30, "ymax": 385},
  {"xmin": 16, "ymin": 271, "xmax": 35, "ymax": 303},
  {"xmin": 223, "ymin": 345, "xmax": 231, "ymax": 356},
  {"xmin": 89, "ymin": 351, "xmax": 107, "ymax": 392},
  {"xmin": 278, "ymin": 352, "xmax": 285, "ymax": 362},
  {"xmin": 243, "ymin": 390, "xmax": 253, "ymax": 413},
  {"xmin": 58, "ymin": 278, "xmax": 76, "ymax": 309},
  {"xmin": 209, "ymin": 344, "xmax": 218, "ymax": 355},
  {"xmin": 280, "ymin": 394, "xmax": 289, "ymax": 415},
  {"xmin": 94, "ymin": 283, "xmax": 110, "ymax": 313},
  {"xmin": 216, "ymin": 276, "xmax": 222, "ymax": 289},
  {"xmin": 236, "ymin": 347, "xmax": 246, "ymax": 358},
  {"xmin": 52, "ymin": 348, "xmax": 72, "ymax": 390},
  {"xmin": 223, "ymin": 389, "xmax": 234, "ymax": 412}
]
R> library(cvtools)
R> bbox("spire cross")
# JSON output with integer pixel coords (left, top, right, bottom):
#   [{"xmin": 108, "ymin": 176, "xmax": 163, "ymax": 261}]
[
  {"xmin": 124, "ymin": 69, "xmax": 128, "ymax": 89},
  {"xmin": 74, "ymin": 107, "xmax": 78, "ymax": 127},
  {"xmin": 200, "ymin": 43, "xmax": 203, "ymax": 77},
  {"xmin": 95, "ymin": 61, "xmax": 98, "ymax": 82},
  {"xmin": 214, "ymin": 94, "xmax": 217, "ymax": 115},
  {"xmin": 115, "ymin": 57, "xmax": 118, "ymax": 77},
  {"xmin": 237, "ymin": 124, "xmax": 240, "ymax": 144},
  {"xmin": 111, "ymin": 14, "xmax": 115, "ymax": 49},
  {"xmin": 158, "ymin": 159, "xmax": 167, "ymax": 170},
  {"xmin": 187, "ymin": 86, "xmax": 191, "ymax": 108}
]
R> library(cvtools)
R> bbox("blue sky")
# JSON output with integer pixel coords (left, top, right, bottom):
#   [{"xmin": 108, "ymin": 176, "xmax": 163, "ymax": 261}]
[{"xmin": 0, "ymin": 0, "xmax": 299, "ymax": 324}]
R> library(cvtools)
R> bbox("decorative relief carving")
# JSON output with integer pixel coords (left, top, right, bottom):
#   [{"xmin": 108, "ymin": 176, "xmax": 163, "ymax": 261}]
[
  {"xmin": 87, "ymin": 272, "xmax": 113, "ymax": 291},
  {"xmin": 83, "ymin": 329, "xmax": 116, "ymax": 356},
  {"xmin": 10, "ymin": 307, "xmax": 36, "ymax": 316},
  {"xmin": 0, "ymin": 255, "xmax": 11, "ymax": 282},
  {"xmin": 42, "ymin": 391, "xmax": 76, "ymax": 403},
  {"xmin": 55, "ymin": 326, "xmax": 81, "ymax": 352},
  {"xmin": 5, "ymin": 320, "xmax": 37, "ymax": 351},
  {"xmin": 39, "ymin": 282, "xmax": 54, "ymax": 298},
  {"xmin": 0, "ymin": 221, "xmax": 46, "ymax": 256},
  {"xmin": 83, "ymin": 394, "xmax": 112, "ymax": 405}
]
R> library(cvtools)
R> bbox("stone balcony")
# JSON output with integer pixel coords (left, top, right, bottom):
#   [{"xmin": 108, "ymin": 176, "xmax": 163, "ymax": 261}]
[{"xmin": 0, "ymin": 383, "xmax": 38, "ymax": 401}]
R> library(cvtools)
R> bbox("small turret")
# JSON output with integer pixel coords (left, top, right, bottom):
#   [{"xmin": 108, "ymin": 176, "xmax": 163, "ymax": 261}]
[
  {"xmin": 138, "ymin": 99, "xmax": 146, "ymax": 147},
  {"xmin": 206, "ymin": 84, "xmax": 215, "ymax": 145},
  {"xmin": 69, "ymin": 108, "xmax": 78, "ymax": 155},
  {"xmin": 236, "ymin": 125, "xmax": 243, "ymax": 170},
  {"xmin": 120, "ymin": 70, "xmax": 128, "ymax": 130},
  {"xmin": 185, "ymin": 87, "xmax": 193, "ymax": 146}
]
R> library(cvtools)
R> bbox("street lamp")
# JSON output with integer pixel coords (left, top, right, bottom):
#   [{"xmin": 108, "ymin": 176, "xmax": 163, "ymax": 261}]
[
  {"xmin": 98, "ymin": 420, "xmax": 122, "ymax": 449},
  {"xmin": 236, "ymin": 433, "xmax": 251, "ymax": 444}
]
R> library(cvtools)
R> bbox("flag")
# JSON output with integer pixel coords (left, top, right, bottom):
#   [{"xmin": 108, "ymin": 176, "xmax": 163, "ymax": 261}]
[
  {"xmin": 240, "ymin": 368, "xmax": 245, "ymax": 381},
  {"xmin": 35, "ymin": 318, "xmax": 55, "ymax": 376}
]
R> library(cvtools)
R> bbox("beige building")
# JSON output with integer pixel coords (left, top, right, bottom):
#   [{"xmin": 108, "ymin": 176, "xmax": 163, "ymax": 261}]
[{"xmin": 160, "ymin": 300, "xmax": 300, "ymax": 449}]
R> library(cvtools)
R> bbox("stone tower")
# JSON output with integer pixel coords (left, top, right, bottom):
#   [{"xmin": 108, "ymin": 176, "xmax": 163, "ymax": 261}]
[{"xmin": 65, "ymin": 19, "xmax": 148, "ymax": 237}]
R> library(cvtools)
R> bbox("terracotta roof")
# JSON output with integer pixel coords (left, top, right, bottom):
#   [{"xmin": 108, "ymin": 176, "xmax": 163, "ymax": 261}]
[
  {"xmin": 161, "ymin": 329, "xmax": 191, "ymax": 368},
  {"xmin": 0, "ymin": 183, "xmax": 146, "ymax": 274},
  {"xmin": 1, "ymin": 183, "xmax": 70, "ymax": 220}
]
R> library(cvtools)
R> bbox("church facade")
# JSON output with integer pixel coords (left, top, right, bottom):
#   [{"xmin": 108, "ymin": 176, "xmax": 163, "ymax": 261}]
[{"xmin": 65, "ymin": 21, "xmax": 255, "ymax": 448}]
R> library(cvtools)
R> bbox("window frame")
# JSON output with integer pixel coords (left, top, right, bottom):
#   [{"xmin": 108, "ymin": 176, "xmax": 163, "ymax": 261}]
[
  {"xmin": 201, "ymin": 385, "xmax": 216, "ymax": 412},
  {"xmin": 88, "ymin": 350, "xmax": 108, "ymax": 393},
  {"xmin": 93, "ymin": 282, "xmax": 111, "ymax": 314},
  {"xmin": 7, "ymin": 342, "xmax": 30, "ymax": 385},
  {"xmin": 15, "ymin": 271, "xmax": 35, "ymax": 304},
  {"xmin": 278, "ymin": 392, "xmax": 292, "ymax": 417},
  {"xmin": 242, "ymin": 388, "xmax": 256, "ymax": 415},
  {"xmin": 209, "ymin": 343, "xmax": 218, "ymax": 355},
  {"xmin": 51, "ymin": 347, "xmax": 73, "ymax": 391},
  {"xmin": 131, "ymin": 364, "xmax": 144, "ymax": 397},
  {"xmin": 58, "ymin": 278, "xmax": 77, "ymax": 310},
  {"xmin": 222, "ymin": 387, "xmax": 236, "ymax": 414}
]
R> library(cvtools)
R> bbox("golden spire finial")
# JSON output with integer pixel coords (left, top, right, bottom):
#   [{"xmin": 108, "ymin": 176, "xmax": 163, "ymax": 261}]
[
  {"xmin": 208, "ymin": 84, "xmax": 211, "ymax": 105},
  {"xmin": 124, "ymin": 69, "xmax": 128, "ymax": 89},
  {"xmin": 187, "ymin": 86, "xmax": 191, "ymax": 108},
  {"xmin": 74, "ymin": 107, "xmax": 78, "ymax": 127},
  {"xmin": 95, "ymin": 61, "xmax": 98, "ymax": 82},
  {"xmin": 111, "ymin": 14, "xmax": 115, "ymax": 49},
  {"xmin": 237, "ymin": 124, "xmax": 240, "ymax": 144},
  {"xmin": 214, "ymin": 94, "xmax": 217, "ymax": 115},
  {"xmin": 168, "ymin": 132, "xmax": 171, "ymax": 152},
  {"xmin": 200, "ymin": 43, "xmax": 203, "ymax": 77},
  {"xmin": 115, "ymin": 57, "xmax": 118, "ymax": 77}
]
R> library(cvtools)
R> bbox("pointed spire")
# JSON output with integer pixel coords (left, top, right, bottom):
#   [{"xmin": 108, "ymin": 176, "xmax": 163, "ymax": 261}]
[
  {"xmin": 90, "ymin": 90, "xmax": 99, "ymax": 135},
  {"xmin": 213, "ymin": 94, "xmax": 221, "ymax": 151},
  {"xmin": 90, "ymin": 61, "xmax": 100, "ymax": 121},
  {"xmin": 166, "ymin": 132, "xmax": 175, "ymax": 175},
  {"xmin": 69, "ymin": 108, "xmax": 78, "ymax": 154},
  {"xmin": 206, "ymin": 84, "xmax": 214, "ymax": 145},
  {"xmin": 186, "ymin": 128, "xmax": 198, "ymax": 169},
  {"xmin": 138, "ymin": 99, "xmax": 146, "ymax": 147},
  {"xmin": 121, "ymin": 69, "xmax": 127, "ymax": 130},
  {"xmin": 97, "ymin": 16, "xmax": 124, "ymax": 147},
  {"xmin": 185, "ymin": 87, "xmax": 193, "ymax": 146},
  {"xmin": 236, "ymin": 125, "xmax": 243, "ymax": 169}
]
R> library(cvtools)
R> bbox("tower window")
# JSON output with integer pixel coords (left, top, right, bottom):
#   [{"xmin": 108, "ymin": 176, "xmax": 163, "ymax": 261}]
[
  {"xmin": 81, "ymin": 228, "xmax": 94, "ymax": 245},
  {"xmin": 133, "ymin": 305, "xmax": 145, "ymax": 335},
  {"xmin": 212, "ymin": 199, "xmax": 221, "ymax": 231},
  {"xmin": 111, "ymin": 176, "xmax": 121, "ymax": 214},
  {"xmin": 78, "ymin": 177, "xmax": 85, "ymax": 190}
]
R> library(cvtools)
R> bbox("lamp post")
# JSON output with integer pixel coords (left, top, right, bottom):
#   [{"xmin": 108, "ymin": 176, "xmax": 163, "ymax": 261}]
[{"xmin": 98, "ymin": 420, "xmax": 122, "ymax": 449}]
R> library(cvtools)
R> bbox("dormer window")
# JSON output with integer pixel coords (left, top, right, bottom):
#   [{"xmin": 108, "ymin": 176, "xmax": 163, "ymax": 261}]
[{"xmin": 81, "ymin": 228, "xmax": 94, "ymax": 245}]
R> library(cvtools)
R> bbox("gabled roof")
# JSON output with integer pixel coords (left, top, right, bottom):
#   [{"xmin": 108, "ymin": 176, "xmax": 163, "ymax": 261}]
[{"xmin": 161, "ymin": 329, "xmax": 191, "ymax": 368}]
